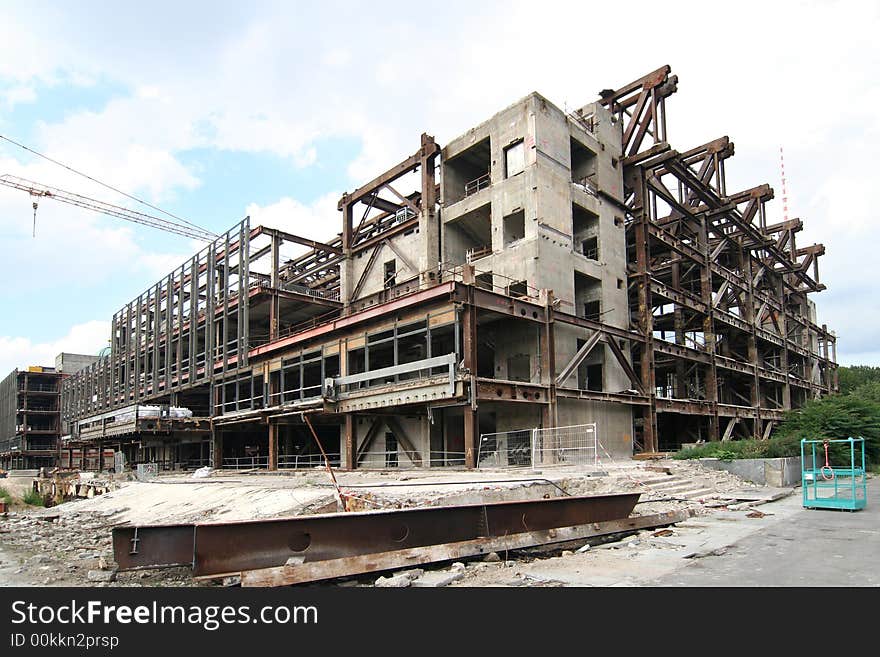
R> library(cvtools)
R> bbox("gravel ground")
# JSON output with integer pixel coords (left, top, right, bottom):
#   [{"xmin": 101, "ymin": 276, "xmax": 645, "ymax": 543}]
[{"xmin": 0, "ymin": 458, "xmax": 773, "ymax": 588}]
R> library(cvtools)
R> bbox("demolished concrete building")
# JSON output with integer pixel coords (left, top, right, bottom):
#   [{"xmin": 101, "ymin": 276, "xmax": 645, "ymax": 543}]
[
  {"xmin": 58, "ymin": 66, "xmax": 838, "ymax": 472},
  {"xmin": 0, "ymin": 353, "xmax": 99, "ymax": 470}
]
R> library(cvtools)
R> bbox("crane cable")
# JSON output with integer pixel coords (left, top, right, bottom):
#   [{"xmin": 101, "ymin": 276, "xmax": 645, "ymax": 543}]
[{"xmin": 0, "ymin": 132, "xmax": 216, "ymax": 237}]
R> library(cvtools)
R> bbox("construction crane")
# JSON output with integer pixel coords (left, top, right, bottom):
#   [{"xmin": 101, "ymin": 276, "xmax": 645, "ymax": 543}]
[{"xmin": 0, "ymin": 174, "xmax": 219, "ymax": 242}]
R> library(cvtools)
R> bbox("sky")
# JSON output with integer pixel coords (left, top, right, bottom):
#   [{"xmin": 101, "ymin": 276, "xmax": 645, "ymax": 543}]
[{"xmin": 0, "ymin": 0, "xmax": 877, "ymax": 374}]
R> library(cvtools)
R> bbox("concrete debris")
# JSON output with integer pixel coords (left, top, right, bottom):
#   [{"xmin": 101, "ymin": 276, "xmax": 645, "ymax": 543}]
[
  {"xmin": 393, "ymin": 569, "xmax": 425, "ymax": 580},
  {"xmin": 87, "ymin": 569, "xmax": 116, "ymax": 583},
  {"xmin": 375, "ymin": 574, "xmax": 412, "ymax": 588},
  {"xmin": 192, "ymin": 467, "xmax": 214, "ymax": 479},
  {"xmin": 411, "ymin": 571, "xmax": 464, "ymax": 588},
  {"xmin": 0, "ymin": 457, "xmax": 796, "ymax": 587}
]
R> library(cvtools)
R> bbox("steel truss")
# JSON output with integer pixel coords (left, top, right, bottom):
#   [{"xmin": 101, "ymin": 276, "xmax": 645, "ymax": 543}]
[{"xmin": 601, "ymin": 65, "xmax": 837, "ymax": 451}]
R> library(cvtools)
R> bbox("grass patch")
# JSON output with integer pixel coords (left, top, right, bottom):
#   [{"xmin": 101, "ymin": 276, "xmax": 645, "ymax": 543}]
[
  {"xmin": 0, "ymin": 486, "xmax": 12, "ymax": 504},
  {"xmin": 21, "ymin": 489, "xmax": 45, "ymax": 507}
]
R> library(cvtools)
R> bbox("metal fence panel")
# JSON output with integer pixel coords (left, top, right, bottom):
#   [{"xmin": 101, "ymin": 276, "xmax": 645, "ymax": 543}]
[{"xmin": 478, "ymin": 423, "xmax": 598, "ymax": 468}]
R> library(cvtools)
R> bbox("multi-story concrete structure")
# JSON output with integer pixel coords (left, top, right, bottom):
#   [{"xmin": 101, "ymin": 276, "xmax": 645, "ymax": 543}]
[
  {"xmin": 1, "ymin": 353, "xmax": 103, "ymax": 470},
  {"xmin": 0, "ymin": 367, "xmax": 63, "ymax": 470},
  {"xmin": 59, "ymin": 66, "xmax": 837, "ymax": 471}
]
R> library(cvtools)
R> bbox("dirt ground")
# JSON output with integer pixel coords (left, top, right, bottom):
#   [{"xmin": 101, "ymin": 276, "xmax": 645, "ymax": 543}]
[{"xmin": 0, "ymin": 459, "xmax": 785, "ymax": 588}]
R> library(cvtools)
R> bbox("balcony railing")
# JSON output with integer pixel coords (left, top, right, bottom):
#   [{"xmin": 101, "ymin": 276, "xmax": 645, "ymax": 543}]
[{"xmin": 464, "ymin": 172, "xmax": 490, "ymax": 198}]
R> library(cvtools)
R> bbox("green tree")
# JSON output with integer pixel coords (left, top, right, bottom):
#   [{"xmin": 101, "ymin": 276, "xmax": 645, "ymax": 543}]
[
  {"xmin": 774, "ymin": 394, "xmax": 880, "ymax": 465},
  {"xmin": 837, "ymin": 365, "xmax": 880, "ymax": 395}
]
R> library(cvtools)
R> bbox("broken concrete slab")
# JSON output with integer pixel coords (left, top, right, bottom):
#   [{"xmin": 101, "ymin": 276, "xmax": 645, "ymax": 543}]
[
  {"xmin": 375, "ymin": 574, "xmax": 412, "ymax": 588},
  {"xmin": 411, "ymin": 571, "xmax": 465, "ymax": 588},
  {"xmin": 87, "ymin": 569, "xmax": 116, "ymax": 582},
  {"xmin": 716, "ymin": 488, "xmax": 793, "ymax": 504}
]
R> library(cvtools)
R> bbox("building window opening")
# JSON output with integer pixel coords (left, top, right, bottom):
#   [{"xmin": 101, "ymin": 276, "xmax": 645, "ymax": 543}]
[
  {"xmin": 385, "ymin": 432, "xmax": 398, "ymax": 468},
  {"xmin": 504, "ymin": 140, "xmax": 525, "ymax": 178},
  {"xmin": 383, "ymin": 260, "xmax": 396, "ymax": 288},
  {"xmin": 503, "ymin": 210, "xmax": 525, "ymax": 246}
]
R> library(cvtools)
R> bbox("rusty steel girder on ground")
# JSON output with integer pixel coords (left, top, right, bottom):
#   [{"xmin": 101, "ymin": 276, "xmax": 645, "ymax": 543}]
[{"xmin": 113, "ymin": 493, "xmax": 639, "ymax": 577}]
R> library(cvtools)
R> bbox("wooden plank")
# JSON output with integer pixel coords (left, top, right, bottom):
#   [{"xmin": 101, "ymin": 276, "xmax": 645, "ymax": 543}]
[{"xmin": 238, "ymin": 511, "xmax": 689, "ymax": 587}]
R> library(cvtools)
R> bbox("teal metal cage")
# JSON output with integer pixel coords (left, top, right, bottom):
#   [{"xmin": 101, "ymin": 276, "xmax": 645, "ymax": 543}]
[{"xmin": 801, "ymin": 437, "xmax": 867, "ymax": 511}]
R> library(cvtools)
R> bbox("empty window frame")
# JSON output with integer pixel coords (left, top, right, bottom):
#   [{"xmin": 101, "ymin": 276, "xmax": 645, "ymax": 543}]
[
  {"xmin": 385, "ymin": 432, "xmax": 398, "ymax": 468},
  {"xmin": 507, "ymin": 280, "xmax": 528, "ymax": 298},
  {"xmin": 504, "ymin": 140, "xmax": 525, "ymax": 178},
  {"xmin": 503, "ymin": 210, "xmax": 525, "ymax": 246},
  {"xmin": 383, "ymin": 260, "xmax": 396, "ymax": 288}
]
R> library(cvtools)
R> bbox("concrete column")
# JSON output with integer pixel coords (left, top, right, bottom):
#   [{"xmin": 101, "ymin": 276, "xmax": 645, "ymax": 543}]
[
  {"xmin": 463, "ymin": 300, "xmax": 478, "ymax": 469},
  {"xmin": 464, "ymin": 406, "xmax": 478, "ymax": 469},
  {"xmin": 211, "ymin": 431, "xmax": 223, "ymax": 469},
  {"xmin": 418, "ymin": 133, "xmax": 440, "ymax": 287},
  {"xmin": 268, "ymin": 423, "xmax": 278, "ymax": 471},
  {"xmin": 343, "ymin": 415, "xmax": 356, "ymax": 470}
]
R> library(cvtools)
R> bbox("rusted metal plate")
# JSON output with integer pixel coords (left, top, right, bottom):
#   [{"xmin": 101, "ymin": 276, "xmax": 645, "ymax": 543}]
[
  {"xmin": 113, "ymin": 493, "xmax": 638, "ymax": 577},
  {"xmin": 112, "ymin": 524, "xmax": 195, "ymax": 571}
]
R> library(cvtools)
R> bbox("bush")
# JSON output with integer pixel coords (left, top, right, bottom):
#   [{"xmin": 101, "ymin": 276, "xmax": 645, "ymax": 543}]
[
  {"xmin": 21, "ymin": 489, "xmax": 44, "ymax": 507},
  {"xmin": 674, "ymin": 433, "xmax": 804, "ymax": 461},
  {"xmin": 773, "ymin": 394, "xmax": 880, "ymax": 465},
  {"xmin": 0, "ymin": 486, "xmax": 12, "ymax": 504}
]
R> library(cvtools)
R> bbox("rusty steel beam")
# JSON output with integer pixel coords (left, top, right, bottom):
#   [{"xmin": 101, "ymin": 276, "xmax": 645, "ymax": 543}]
[
  {"xmin": 240, "ymin": 509, "xmax": 688, "ymax": 587},
  {"xmin": 113, "ymin": 493, "xmax": 640, "ymax": 577}
]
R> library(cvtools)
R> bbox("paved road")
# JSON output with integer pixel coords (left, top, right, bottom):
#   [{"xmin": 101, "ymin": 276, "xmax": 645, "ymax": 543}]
[{"xmin": 649, "ymin": 476, "xmax": 880, "ymax": 586}]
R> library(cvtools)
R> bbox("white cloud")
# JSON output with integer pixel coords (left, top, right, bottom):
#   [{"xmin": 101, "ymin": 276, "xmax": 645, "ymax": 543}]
[
  {"xmin": 2, "ymin": 85, "xmax": 37, "ymax": 108},
  {"xmin": 0, "ymin": 320, "xmax": 110, "ymax": 374},
  {"xmin": 0, "ymin": 0, "xmax": 876, "ymax": 364},
  {"xmin": 246, "ymin": 192, "xmax": 340, "ymax": 243}
]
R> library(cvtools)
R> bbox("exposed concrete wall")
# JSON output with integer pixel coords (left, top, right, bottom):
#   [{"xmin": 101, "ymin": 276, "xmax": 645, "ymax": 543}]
[
  {"xmin": 483, "ymin": 313, "xmax": 541, "ymax": 383},
  {"xmin": 346, "ymin": 230, "xmax": 423, "ymax": 302},
  {"xmin": 354, "ymin": 414, "xmax": 429, "ymax": 470},
  {"xmin": 699, "ymin": 456, "xmax": 802, "ymax": 487},
  {"xmin": 556, "ymin": 398, "xmax": 633, "ymax": 459},
  {"xmin": 442, "ymin": 93, "xmax": 633, "ymax": 399}
]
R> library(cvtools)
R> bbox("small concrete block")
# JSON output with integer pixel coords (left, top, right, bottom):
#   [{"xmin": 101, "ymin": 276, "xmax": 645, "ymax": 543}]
[
  {"xmin": 483, "ymin": 552, "xmax": 501, "ymax": 562},
  {"xmin": 393, "ymin": 569, "xmax": 425, "ymax": 581},
  {"xmin": 375, "ymin": 574, "xmax": 412, "ymax": 588},
  {"xmin": 411, "ymin": 571, "xmax": 464, "ymax": 588},
  {"xmin": 561, "ymin": 551, "xmax": 574, "ymax": 557},
  {"xmin": 450, "ymin": 562, "xmax": 466, "ymax": 572},
  {"xmin": 576, "ymin": 544, "xmax": 591, "ymax": 554},
  {"xmin": 87, "ymin": 569, "xmax": 116, "ymax": 583}
]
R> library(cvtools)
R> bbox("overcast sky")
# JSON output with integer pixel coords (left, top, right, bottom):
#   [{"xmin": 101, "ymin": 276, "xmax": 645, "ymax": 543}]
[{"xmin": 0, "ymin": 0, "xmax": 877, "ymax": 374}]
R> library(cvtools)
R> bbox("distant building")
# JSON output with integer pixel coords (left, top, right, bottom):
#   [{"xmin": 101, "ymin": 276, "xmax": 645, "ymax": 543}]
[
  {"xmin": 0, "ymin": 353, "xmax": 100, "ymax": 470},
  {"xmin": 55, "ymin": 352, "xmax": 100, "ymax": 375}
]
